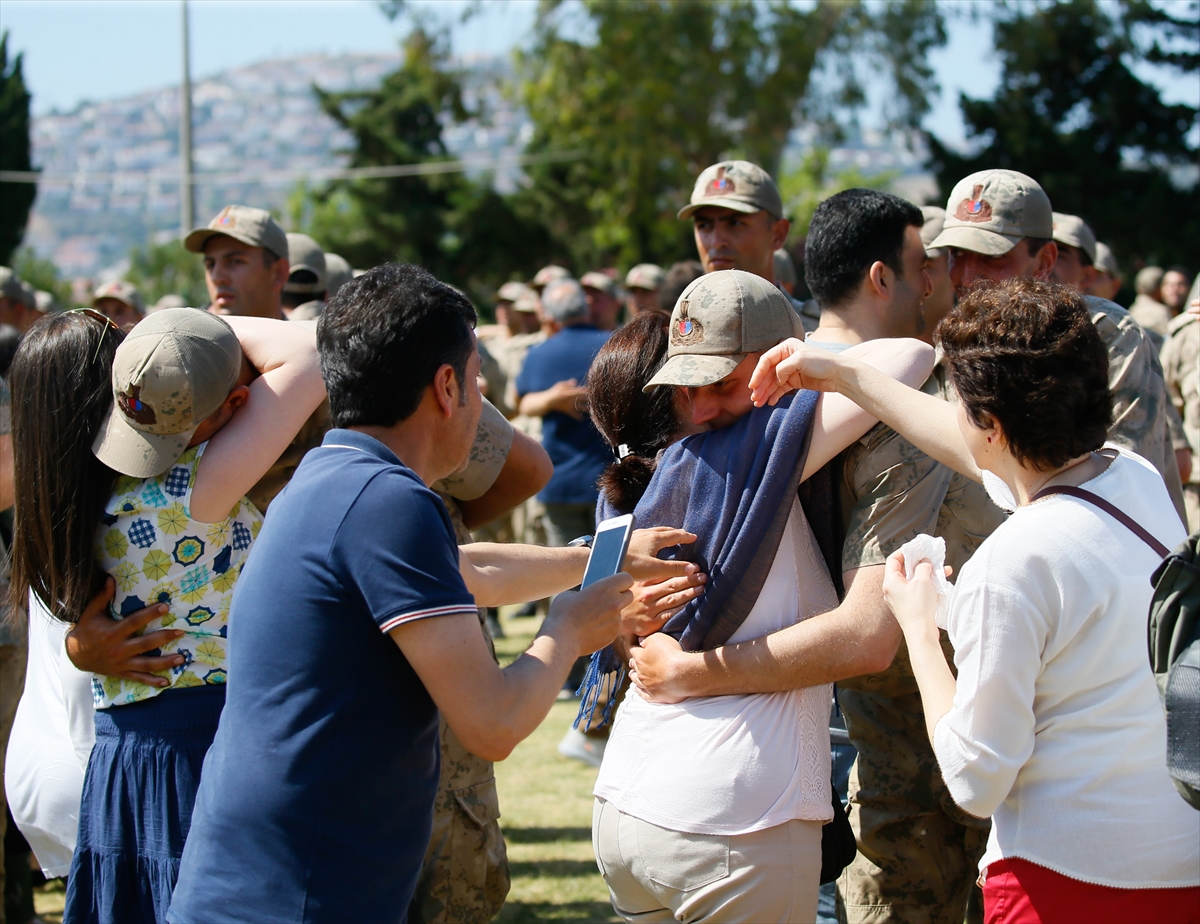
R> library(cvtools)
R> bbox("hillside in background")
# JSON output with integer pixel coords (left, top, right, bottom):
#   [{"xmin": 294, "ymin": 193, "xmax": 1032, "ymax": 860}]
[{"xmin": 23, "ymin": 51, "xmax": 932, "ymax": 280}]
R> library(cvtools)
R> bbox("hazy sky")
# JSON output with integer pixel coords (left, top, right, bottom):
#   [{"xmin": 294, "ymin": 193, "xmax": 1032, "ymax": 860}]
[{"xmin": 2, "ymin": 0, "xmax": 1195, "ymax": 147}]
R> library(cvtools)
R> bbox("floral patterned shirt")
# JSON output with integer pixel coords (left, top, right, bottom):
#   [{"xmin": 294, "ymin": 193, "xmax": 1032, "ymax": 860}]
[{"xmin": 92, "ymin": 441, "xmax": 263, "ymax": 708}]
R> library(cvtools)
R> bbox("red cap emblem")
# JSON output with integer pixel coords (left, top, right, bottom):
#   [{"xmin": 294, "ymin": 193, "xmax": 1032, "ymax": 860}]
[
  {"xmin": 954, "ymin": 185, "xmax": 993, "ymax": 223},
  {"xmin": 705, "ymin": 166, "xmax": 735, "ymax": 197}
]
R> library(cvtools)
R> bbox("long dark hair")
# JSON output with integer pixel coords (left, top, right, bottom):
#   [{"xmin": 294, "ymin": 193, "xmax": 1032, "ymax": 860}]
[
  {"xmin": 9, "ymin": 311, "xmax": 124, "ymax": 622},
  {"xmin": 587, "ymin": 312, "xmax": 682, "ymax": 513}
]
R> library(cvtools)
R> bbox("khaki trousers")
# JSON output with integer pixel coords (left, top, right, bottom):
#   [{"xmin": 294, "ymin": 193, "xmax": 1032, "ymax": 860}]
[{"xmin": 593, "ymin": 798, "xmax": 823, "ymax": 924}]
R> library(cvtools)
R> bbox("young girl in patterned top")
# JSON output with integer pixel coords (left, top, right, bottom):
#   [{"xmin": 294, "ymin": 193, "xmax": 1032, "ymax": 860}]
[{"xmin": 8, "ymin": 308, "xmax": 324, "ymax": 924}]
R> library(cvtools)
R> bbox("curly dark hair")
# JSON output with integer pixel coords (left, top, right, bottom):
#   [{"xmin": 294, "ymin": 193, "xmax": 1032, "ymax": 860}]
[
  {"xmin": 938, "ymin": 276, "xmax": 1112, "ymax": 472},
  {"xmin": 587, "ymin": 312, "xmax": 681, "ymax": 513}
]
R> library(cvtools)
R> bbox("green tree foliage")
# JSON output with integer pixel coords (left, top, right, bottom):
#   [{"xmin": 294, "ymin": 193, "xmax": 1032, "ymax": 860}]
[
  {"xmin": 296, "ymin": 28, "xmax": 552, "ymax": 305},
  {"xmin": 12, "ymin": 247, "xmax": 72, "ymax": 307},
  {"xmin": 778, "ymin": 148, "xmax": 901, "ymax": 248},
  {"xmin": 928, "ymin": 0, "xmax": 1199, "ymax": 268},
  {"xmin": 515, "ymin": 0, "xmax": 945, "ymax": 271},
  {"xmin": 0, "ymin": 32, "xmax": 37, "ymax": 265},
  {"xmin": 125, "ymin": 239, "xmax": 210, "ymax": 309}
]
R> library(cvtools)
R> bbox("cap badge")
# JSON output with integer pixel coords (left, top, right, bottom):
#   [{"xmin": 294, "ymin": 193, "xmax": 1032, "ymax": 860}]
[
  {"xmin": 118, "ymin": 386, "xmax": 157, "ymax": 425},
  {"xmin": 672, "ymin": 299, "xmax": 705, "ymax": 346},
  {"xmin": 955, "ymin": 185, "xmax": 993, "ymax": 223},
  {"xmin": 705, "ymin": 166, "xmax": 734, "ymax": 197}
]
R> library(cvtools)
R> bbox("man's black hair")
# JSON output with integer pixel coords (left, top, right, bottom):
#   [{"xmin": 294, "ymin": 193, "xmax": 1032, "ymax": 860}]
[
  {"xmin": 804, "ymin": 189, "xmax": 923, "ymax": 309},
  {"xmin": 317, "ymin": 263, "xmax": 476, "ymax": 428}
]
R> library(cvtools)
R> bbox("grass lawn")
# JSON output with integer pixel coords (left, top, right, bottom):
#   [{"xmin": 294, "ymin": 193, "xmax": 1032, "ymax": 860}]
[
  {"xmin": 492, "ymin": 609, "xmax": 619, "ymax": 923},
  {"xmin": 34, "ymin": 608, "xmax": 615, "ymax": 924}
]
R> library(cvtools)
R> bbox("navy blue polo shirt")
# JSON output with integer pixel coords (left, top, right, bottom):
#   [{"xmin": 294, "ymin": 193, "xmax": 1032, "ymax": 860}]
[
  {"xmin": 515, "ymin": 323, "xmax": 612, "ymax": 505},
  {"xmin": 168, "ymin": 429, "xmax": 478, "ymax": 924}
]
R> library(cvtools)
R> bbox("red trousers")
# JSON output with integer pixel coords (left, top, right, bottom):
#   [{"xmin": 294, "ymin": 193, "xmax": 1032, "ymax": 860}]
[{"xmin": 983, "ymin": 857, "xmax": 1200, "ymax": 924}]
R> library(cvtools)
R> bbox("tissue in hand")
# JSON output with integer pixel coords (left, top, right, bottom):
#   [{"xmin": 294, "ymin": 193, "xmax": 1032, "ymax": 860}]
[{"xmin": 896, "ymin": 533, "xmax": 953, "ymax": 629}]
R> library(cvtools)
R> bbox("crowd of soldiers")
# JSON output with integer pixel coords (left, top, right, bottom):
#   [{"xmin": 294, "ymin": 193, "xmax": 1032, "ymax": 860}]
[{"xmin": 0, "ymin": 152, "xmax": 1196, "ymax": 924}]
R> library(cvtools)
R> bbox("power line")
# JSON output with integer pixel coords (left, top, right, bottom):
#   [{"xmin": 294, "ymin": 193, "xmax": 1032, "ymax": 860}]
[{"xmin": 0, "ymin": 150, "xmax": 582, "ymax": 188}]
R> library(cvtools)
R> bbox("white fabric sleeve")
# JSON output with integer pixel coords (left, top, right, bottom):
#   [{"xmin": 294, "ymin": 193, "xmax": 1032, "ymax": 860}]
[{"xmin": 932, "ymin": 575, "xmax": 1048, "ymax": 819}]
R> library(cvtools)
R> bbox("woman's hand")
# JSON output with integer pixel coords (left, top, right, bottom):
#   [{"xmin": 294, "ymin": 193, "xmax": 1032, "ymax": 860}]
[
  {"xmin": 65, "ymin": 578, "xmax": 185, "ymax": 686},
  {"xmin": 624, "ymin": 527, "xmax": 700, "ymax": 582},
  {"xmin": 881, "ymin": 550, "xmax": 942, "ymax": 638},
  {"xmin": 620, "ymin": 572, "xmax": 707, "ymax": 638},
  {"xmin": 628, "ymin": 633, "xmax": 697, "ymax": 704},
  {"xmin": 748, "ymin": 338, "xmax": 847, "ymax": 407}
]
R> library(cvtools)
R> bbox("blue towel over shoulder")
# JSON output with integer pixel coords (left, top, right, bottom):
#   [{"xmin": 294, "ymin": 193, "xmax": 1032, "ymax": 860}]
[{"xmin": 577, "ymin": 389, "xmax": 823, "ymax": 727}]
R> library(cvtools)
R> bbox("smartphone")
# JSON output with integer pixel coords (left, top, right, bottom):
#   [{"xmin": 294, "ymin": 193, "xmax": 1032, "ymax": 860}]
[{"xmin": 580, "ymin": 514, "xmax": 636, "ymax": 589}]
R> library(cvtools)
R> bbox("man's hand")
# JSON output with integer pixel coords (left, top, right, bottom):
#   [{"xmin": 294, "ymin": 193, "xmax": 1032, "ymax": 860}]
[
  {"xmin": 621, "ymin": 571, "xmax": 707, "ymax": 638},
  {"xmin": 880, "ymin": 550, "xmax": 943, "ymax": 638},
  {"xmin": 628, "ymin": 633, "xmax": 696, "ymax": 704},
  {"xmin": 748, "ymin": 338, "xmax": 844, "ymax": 407},
  {"xmin": 625, "ymin": 527, "xmax": 700, "ymax": 582},
  {"xmin": 543, "ymin": 572, "xmax": 634, "ymax": 656},
  {"xmin": 518, "ymin": 379, "xmax": 588, "ymax": 419},
  {"xmin": 65, "ymin": 578, "xmax": 186, "ymax": 686}
]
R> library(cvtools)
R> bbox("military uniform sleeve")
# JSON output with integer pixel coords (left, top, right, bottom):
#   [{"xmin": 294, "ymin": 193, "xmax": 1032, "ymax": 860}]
[
  {"xmin": 433, "ymin": 398, "xmax": 514, "ymax": 502},
  {"xmin": 1087, "ymin": 297, "xmax": 1186, "ymax": 519},
  {"xmin": 839, "ymin": 373, "xmax": 955, "ymax": 573}
]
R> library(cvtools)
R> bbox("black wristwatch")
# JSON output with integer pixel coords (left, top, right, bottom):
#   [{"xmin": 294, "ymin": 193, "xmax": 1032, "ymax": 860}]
[{"xmin": 567, "ymin": 535, "xmax": 593, "ymax": 549}]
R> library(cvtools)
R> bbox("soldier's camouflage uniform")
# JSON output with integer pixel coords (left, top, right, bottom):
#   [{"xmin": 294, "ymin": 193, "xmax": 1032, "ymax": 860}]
[
  {"xmin": 1161, "ymin": 311, "xmax": 1200, "ymax": 531},
  {"xmin": 1086, "ymin": 296, "xmax": 1186, "ymax": 523},
  {"xmin": 836, "ymin": 366, "xmax": 1004, "ymax": 924},
  {"xmin": 410, "ymin": 400, "xmax": 515, "ymax": 924},
  {"xmin": 837, "ymin": 300, "xmax": 1182, "ymax": 923}
]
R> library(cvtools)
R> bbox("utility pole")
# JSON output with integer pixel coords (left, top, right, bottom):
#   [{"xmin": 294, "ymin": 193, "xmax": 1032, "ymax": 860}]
[{"xmin": 180, "ymin": 0, "xmax": 195, "ymax": 236}]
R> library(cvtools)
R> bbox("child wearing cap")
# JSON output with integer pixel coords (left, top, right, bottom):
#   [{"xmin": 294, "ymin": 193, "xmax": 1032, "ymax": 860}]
[{"xmin": 8, "ymin": 308, "xmax": 325, "ymax": 923}]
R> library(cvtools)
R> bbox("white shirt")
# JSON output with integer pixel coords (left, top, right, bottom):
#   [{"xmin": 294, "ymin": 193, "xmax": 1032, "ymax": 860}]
[
  {"xmin": 935, "ymin": 446, "xmax": 1199, "ymax": 887},
  {"xmin": 6, "ymin": 595, "xmax": 95, "ymax": 877},
  {"xmin": 595, "ymin": 501, "xmax": 836, "ymax": 835}
]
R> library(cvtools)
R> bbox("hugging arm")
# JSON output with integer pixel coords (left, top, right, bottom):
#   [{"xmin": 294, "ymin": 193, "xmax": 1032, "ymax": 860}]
[
  {"xmin": 799, "ymin": 339, "xmax": 935, "ymax": 481},
  {"xmin": 752, "ymin": 340, "xmax": 980, "ymax": 483}
]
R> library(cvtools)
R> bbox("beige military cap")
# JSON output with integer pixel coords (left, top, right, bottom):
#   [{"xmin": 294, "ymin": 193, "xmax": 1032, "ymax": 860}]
[
  {"xmin": 645, "ymin": 270, "xmax": 805, "ymax": 390},
  {"xmin": 93, "ymin": 279, "xmax": 144, "ymax": 313},
  {"xmin": 1051, "ymin": 213, "xmax": 1097, "ymax": 262},
  {"xmin": 625, "ymin": 263, "xmax": 666, "ymax": 291},
  {"xmin": 678, "ymin": 160, "xmax": 785, "ymax": 221},
  {"xmin": 184, "ymin": 204, "xmax": 289, "ymax": 261},
  {"xmin": 92, "ymin": 308, "xmax": 243, "ymax": 477},
  {"xmin": 929, "ymin": 169, "xmax": 1053, "ymax": 256}
]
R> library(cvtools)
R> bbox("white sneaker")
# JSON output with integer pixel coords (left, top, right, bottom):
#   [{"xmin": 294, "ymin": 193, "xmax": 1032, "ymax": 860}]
[{"xmin": 557, "ymin": 727, "xmax": 606, "ymax": 768}]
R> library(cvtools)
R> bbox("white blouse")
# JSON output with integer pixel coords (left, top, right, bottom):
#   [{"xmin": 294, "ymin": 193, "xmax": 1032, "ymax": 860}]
[
  {"xmin": 595, "ymin": 500, "xmax": 836, "ymax": 835},
  {"xmin": 935, "ymin": 446, "xmax": 1199, "ymax": 887}
]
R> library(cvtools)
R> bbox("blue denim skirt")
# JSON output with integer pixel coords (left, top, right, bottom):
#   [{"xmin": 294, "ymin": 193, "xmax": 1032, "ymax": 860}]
[{"xmin": 64, "ymin": 683, "xmax": 225, "ymax": 924}]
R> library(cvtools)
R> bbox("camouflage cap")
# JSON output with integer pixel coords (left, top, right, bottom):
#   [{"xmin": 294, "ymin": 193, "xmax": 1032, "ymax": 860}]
[
  {"xmin": 645, "ymin": 269, "xmax": 805, "ymax": 390},
  {"xmin": 324, "ymin": 253, "xmax": 353, "ymax": 300},
  {"xmin": 184, "ymin": 204, "xmax": 289, "ymax": 261},
  {"xmin": 284, "ymin": 233, "xmax": 326, "ymax": 294},
  {"xmin": 152, "ymin": 294, "xmax": 188, "ymax": 312},
  {"xmin": 580, "ymin": 271, "xmax": 618, "ymax": 296},
  {"xmin": 35, "ymin": 290, "xmax": 62, "ymax": 313},
  {"xmin": 92, "ymin": 279, "xmax": 144, "ymax": 313},
  {"xmin": 531, "ymin": 265, "xmax": 571, "ymax": 289},
  {"xmin": 1093, "ymin": 242, "xmax": 1119, "ymax": 278},
  {"xmin": 919, "ymin": 206, "xmax": 947, "ymax": 256},
  {"xmin": 496, "ymin": 280, "xmax": 530, "ymax": 303},
  {"xmin": 1051, "ymin": 212, "xmax": 1097, "ymax": 263},
  {"xmin": 92, "ymin": 308, "xmax": 243, "ymax": 477},
  {"xmin": 678, "ymin": 160, "xmax": 784, "ymax": 221},
  {"xmin": 0, "ymin": 267, "xmax": 23, "ymax": 301},
  {"xmin": 625, "ymin": 263, "xmax": 665, "ymax": 290},
  {"xmin": 17, "ymin": 280, "xmax": 37, "ymax": 310},
  {"xmin": 929, "ymin": 169, "xmax": 1053, "ymax": 256},
  {"xmin": 1135, "ymin": 265, "xmax": 1164, "ymax": 295},
  {"xmin": 499, "ymin": 281, "xmax": 540, "ymax": 312}
]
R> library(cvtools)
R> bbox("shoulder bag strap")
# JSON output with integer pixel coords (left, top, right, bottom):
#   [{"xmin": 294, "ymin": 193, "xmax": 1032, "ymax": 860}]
[{"xmin": 1031, "ymin": 484, "xmax": 1170, "ymax": 558}]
